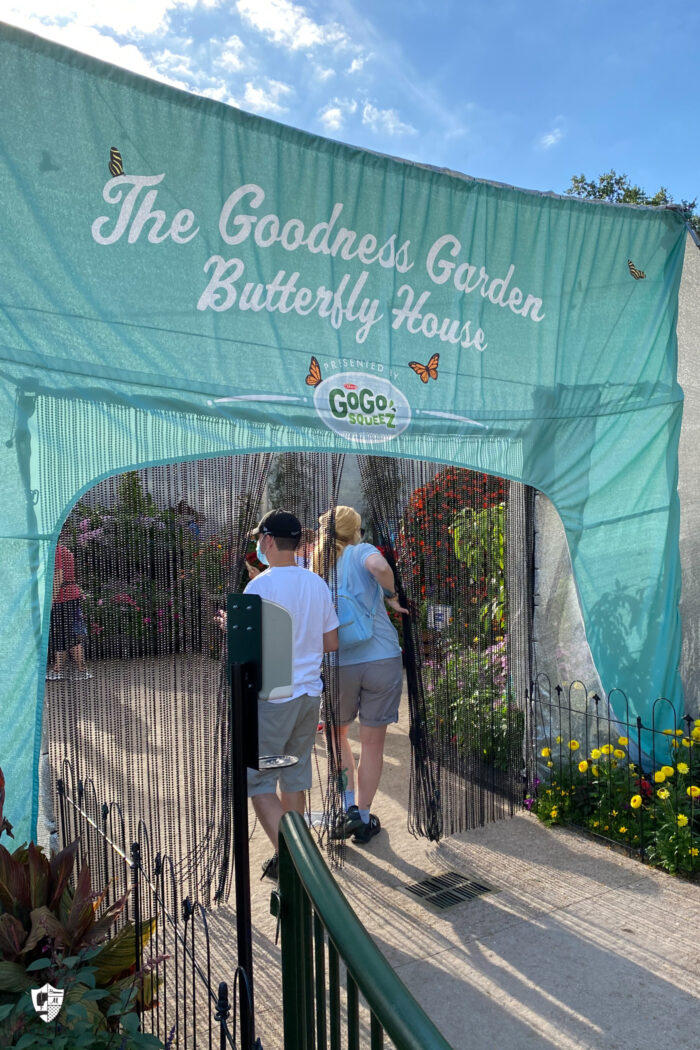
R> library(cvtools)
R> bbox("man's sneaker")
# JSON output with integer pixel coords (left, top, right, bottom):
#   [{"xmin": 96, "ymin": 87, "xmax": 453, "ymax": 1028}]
[
  {"xmin": 70, "ymin": 670, "xmax": 94, "ymax": 681},
  {"xmin": 45, "ymin": 670, "xmax": 64, "ymax": 681},
  {"xmin": 330, "ymin": 805, "xmax": 364, "ymax": 840},
  {"xmin": 261, "ymin": 853, "xmax": 279, "ymax": 882},
  {"xmin": 352, "ymin": 815, "xmax": 381, "ymax": 845}
]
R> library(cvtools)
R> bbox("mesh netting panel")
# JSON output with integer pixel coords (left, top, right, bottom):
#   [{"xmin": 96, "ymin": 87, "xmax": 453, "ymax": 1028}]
[
  {"xmin": 358, "ymin": 457, "xmax": 528, "ymax": 835},
  {"xmin": 43, "ymin": 453, "xmax": 271, "ymax": 903}
]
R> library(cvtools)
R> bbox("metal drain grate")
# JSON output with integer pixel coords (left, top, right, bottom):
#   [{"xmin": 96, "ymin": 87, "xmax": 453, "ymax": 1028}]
[{"xmin": 401, "ymin": 871, "xmax": 494, "ymax": 912}]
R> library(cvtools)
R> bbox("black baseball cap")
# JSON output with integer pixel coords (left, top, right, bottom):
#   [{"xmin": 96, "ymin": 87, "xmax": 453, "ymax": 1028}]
[{"xmin": 251, "ymin": 509, "xmax": 302, "ymax": 539}]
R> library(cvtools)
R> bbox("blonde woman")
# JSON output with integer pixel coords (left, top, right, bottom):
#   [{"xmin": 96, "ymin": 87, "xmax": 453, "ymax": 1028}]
[{"xmin": 314, "ymin": 506, "xmax": 407, "ymax": 844}]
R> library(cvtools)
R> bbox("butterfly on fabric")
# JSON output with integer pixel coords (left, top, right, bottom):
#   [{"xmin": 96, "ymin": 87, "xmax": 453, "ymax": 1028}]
[
  {"xmin": 627, "ymin": 259, "xmax": 646, "ymax": 280},
  {"xmin": 109, "ymin": 147, "xmax": 124, "ymax": 178},
  {"xmin": 306, "ymin": 356, "xmax": 322, "ymax": 387},
  {"xmin": 408, "ymin": 353, "xmax": 439, "ymax": 383}
]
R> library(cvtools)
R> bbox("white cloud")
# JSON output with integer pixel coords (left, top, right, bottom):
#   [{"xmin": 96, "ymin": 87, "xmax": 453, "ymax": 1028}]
[
  {"xmin": 242, "ymin": 78, "xmax": 293, "ymax": 114},
  {"xmin": 4, "ymin": 0, "xmax": 185, "ymax": 39},
  {"xmin": 216, "ymin": 35, "xmax": 246, "ymax": 73},
  {"xmin": 8, "ymin": 17, "xmax": 186, "ymax": 84},
  {"xmin": 236, "ymin": 0, "xmax": 349, "ymax": 51},
  {"xmin": 318, "ymin": 97, "xmax": 357, "ymax": 132},
  {"xmin": 347, "ymin": 55, "xmax": 369, "ymax": 74},
  {"xmin": 361, "ymin": 102, "xmax": 416, "ymax": 137},
  {"xmin": 537, "ymin": 121, "xmax": 565, "ymax": 150},
  {"xmin": 314, "ymin": 65, "xmax": 336, "ymax": 82},
  {"xmin": 319, "ymin": 106, "xmax": 344, "ymax": 132}
]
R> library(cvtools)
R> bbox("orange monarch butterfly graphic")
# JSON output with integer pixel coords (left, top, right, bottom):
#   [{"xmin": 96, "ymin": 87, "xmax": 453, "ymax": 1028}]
[
  {"xmin": 305, "ymin": 356, "xmax": 322, "ymax": 387},
  {"xmin": 109, "ymin": 147, "xmax": 124, "ymax": 177},
  {"xmin": 408, "ymin": 353, "xmax": 439, "ymax": 383},
  {"xmin": 627, "ymin": 259, "xmax": 646, "ymax": 280}
]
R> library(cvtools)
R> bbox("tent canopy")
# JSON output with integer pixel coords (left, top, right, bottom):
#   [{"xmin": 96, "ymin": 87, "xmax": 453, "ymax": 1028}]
[{"xmin": 0, "ymin": 22, "xmax": 688, "ymax": 841}]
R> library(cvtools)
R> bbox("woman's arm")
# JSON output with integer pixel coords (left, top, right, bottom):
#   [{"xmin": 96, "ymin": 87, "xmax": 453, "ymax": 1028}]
[{"xmin": 364, "ymin": 552, "xmax": 408, "ymax": 614}]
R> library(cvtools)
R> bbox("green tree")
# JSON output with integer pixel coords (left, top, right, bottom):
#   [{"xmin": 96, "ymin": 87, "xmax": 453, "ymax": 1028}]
[{"xmin": 565, "ymin": 170, "xmax": 699, "ymax": 238}]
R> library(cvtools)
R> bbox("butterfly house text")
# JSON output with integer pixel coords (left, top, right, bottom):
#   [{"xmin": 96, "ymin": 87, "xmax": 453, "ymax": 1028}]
[{"xmin": 91, "ymin": 174, "xmax": 547, "ymax": 351}]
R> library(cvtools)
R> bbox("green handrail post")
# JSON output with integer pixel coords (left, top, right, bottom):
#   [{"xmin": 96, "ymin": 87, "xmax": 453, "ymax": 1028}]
[
  {"xmin": 278, "ymin": 810, "xmax": 454, "ymax": 1050},
  {"xmin": 279, "ymin": 837, "xmax": 311, "ymax": 1049}
]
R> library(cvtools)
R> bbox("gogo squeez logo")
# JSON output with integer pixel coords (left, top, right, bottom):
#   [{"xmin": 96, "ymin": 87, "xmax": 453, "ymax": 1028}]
[{"xmin": 313, "ymin": 371, "xmax": 411, "ymax": 444}]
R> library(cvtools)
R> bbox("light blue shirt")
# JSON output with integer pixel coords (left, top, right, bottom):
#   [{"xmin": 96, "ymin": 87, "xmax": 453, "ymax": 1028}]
[{"xmin": 336, "ymin": 543, "xmax": 401, "ymax": 667}]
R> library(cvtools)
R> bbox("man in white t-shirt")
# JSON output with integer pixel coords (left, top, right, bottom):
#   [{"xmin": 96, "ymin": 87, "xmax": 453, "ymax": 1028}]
[{"xmin": 245, "ymin": 509, "xmax": 338, "ymax": 881}]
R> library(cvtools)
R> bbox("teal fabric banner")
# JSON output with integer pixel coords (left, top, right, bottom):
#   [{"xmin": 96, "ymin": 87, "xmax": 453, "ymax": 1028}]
[{"xmin": 0, "ymin": 23, "xmax": 687, "ymax": 841}]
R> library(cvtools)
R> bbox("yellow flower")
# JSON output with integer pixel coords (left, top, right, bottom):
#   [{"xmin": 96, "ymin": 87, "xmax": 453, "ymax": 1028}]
[
  {"xmin": 657, "ymin": 788, "xmax": 670, "ymax": 800},
  {"xmin": 687, "ymin": 785, "xmax": 700, "ymax": 798},
  {"xmin": 556, "ymin": 735, "xmax": 562, "ymax": 743},
  {"xmin": 613, "ymin": 749, "xmax": 625, "ymax": 759},
  {"xmin": 578, "ymin": 760, "xmax": 589, "ymax": 773},
  {"xmin": 550, "ymin": 807, "xmax": 558, "ymax": 819},
  {"xmin": 547, "ymin": 761, "xmax": 554, "ymax": 768},
  {"xmin": 692, "ymin": 728, "xmax": 700, "ymax": 741},
  {"xmin": 591, "ymin": 748, "xmax": 601, "ymax": 760},
  {"xmin": 592, "ymin": 820, "xmax": 599, "ymax": 828},
  {"xmin": 689, "ymin": 848, "xmax": 699, "ymax": 857},
  {"xmin": 677, "ymin": 762, "xmax": 689, "ymax": 774},
  {"xmin": 611, "ymin": 810, "xmax": 618, "ymax": 817},
  {"xmin": 662, "ymin": 729, "xmax": 673, "ymax": 735},
  {"xmin": 591, "ymin": 765, "xmax": 599, "ymax": 776},
  {"xmin": 601, "ymin": 744, "xmax": 613, "ymax": 755},
  {"xmin": 541, "ymin": 747, "xmax": 551, "ymax": 757},
  {"xmin": 661, "ymin": 765, "xmax": 675, "ymax": 777},
  {"xmin": 630, "ymin": 794, "xmax": 642, "ymax": 809},
  {"xmin": 695, "ymin": 719, "xmax": 700, "ymax": 727},
  {"xmin": 677, "ymin": 814, "xmax": 689, "ymax": 827},
  {"xmin": 675, "ymin": 729, "xmax": 684, "ymax": 736},
  {"xmin": 654, "ymin": 770, "xmax": 666, "ymax": 783},
  {"xmin": 682, "ymin": 739, "xmax": 691, "ymax": 748},
  {"xmin": 568, "ymin": 740, "xmax": 580, "ymax": 751},
  {"xmin": 671, "ymin": 740, "xmax": 680, "ymax": 749},
  {"xmin": 618, "ymin": 736, "xmax": 629, "ymax": 746},
  {"xmin": 619, "ymin": 826, "xmax": 627, "ymax": 834}
]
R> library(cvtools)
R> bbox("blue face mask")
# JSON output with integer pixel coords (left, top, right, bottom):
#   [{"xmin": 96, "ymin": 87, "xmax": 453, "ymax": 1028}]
[{"xmin": 256, "ymin": 539, "xmax": 269, "ymax": 566}]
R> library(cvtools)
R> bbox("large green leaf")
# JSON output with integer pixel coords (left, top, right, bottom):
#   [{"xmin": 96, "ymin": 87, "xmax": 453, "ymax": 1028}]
[
  {"xmin": 63, "ymin": 982, "xmax": 108, "ymax": 1032},
  {"xmin": 108, "ymin": 968, "xmax": 161, "ymax": 1011},
  {"xmin": 0, "ymin": 914, "xmax": 27, "ymax": 960},
  {"xmin": 27, "ymin": 844, "xmax": 49, "ymax": 911},
  {"xmin": 48, "ymin": 840, "xmax": 79, "ymax": 911},
  {"xmin": 64, "ymin": 864, "xmax": 95, "ymax": 948},
  {"xmin": 92, "ymin": 918, "xmax": 156, "ymax": 983},
  {"xmin": 22, "ymin": 905, "xmax": 67, "ymax": 953},
  {"xmin": 0, "ymin": 844, "xmax": 30, "ymax": 915},
  {"xmin": 0, "ymin": 960, "xmax": 33, "ymax": 993},
  {"xmin": 85, "ymin": 892, "xmax": 129, "ymax": 946}
]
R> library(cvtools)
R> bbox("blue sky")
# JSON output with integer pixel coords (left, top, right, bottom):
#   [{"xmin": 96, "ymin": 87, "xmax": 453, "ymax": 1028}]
[{"xmin": 4, "ymin": 0, "xmax": 698, "ymax": 204}]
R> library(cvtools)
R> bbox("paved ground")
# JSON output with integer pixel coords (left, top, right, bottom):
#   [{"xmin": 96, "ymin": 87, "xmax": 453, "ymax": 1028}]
[
  {"xmin": 237, "ymin": 702, "xmax": 700, "ymax": 1050},
  {"xmin": 43, "ymin": 661, "xmax": 700, "ymax": 1049}
]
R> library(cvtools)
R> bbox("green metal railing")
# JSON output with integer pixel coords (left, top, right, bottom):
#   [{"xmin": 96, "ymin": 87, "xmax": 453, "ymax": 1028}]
[{"xmin": 276, "ymin": 811, "xmax": 453, "ymax": 1050}]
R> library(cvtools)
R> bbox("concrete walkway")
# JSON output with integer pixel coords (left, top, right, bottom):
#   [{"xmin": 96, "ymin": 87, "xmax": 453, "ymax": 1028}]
[{"xmin": 239, "ymin": 701, "xmax": 700, "ymax": 1050}]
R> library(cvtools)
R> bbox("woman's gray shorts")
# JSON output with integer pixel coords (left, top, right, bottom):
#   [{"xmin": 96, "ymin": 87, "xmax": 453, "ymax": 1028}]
[{"xmin": 337, "ymin": 655, "xmax": 403, "ymax": 727}]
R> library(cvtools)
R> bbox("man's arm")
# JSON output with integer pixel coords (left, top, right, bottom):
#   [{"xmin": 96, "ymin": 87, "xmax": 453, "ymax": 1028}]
[{"xmin": 323, "ymin": 628, "xmax": 339, "ymax": 653}]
